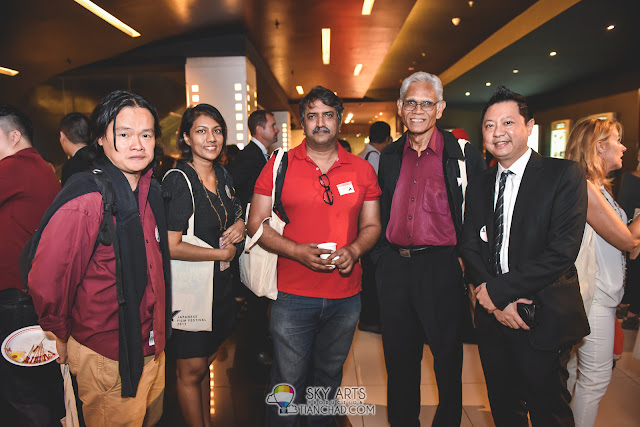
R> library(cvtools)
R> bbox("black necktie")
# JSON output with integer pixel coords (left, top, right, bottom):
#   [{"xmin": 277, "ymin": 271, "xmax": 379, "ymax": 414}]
[{"xmin": 493, "ymin": 170, "xmax": 512, "ymax": 275}]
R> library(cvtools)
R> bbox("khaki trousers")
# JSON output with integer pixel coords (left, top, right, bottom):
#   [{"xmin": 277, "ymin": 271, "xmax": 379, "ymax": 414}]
[{"xmin": 67, "ymin": 337, "xmax": 165, "ymax": 427}]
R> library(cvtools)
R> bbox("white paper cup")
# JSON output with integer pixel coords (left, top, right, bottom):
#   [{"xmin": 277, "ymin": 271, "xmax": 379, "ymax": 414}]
[{"xmin": 317, "ymin": 242, "xmax": 337, "ymax": 259}]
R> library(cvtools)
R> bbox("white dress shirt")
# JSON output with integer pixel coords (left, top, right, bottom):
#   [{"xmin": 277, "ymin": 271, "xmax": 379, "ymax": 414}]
[
  {"xmin": 251, "ymin": 137, "xmax": 269, "ymax": 161},
  {"xmin": 494, "ymin": 148, "xmax": 532, "ymax": 274}
]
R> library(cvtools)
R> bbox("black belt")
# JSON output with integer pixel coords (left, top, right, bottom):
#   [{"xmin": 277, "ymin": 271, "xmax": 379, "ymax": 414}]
[{"xmin": 391, "ymin": 245, "xmax": 434, "ymax": 258}]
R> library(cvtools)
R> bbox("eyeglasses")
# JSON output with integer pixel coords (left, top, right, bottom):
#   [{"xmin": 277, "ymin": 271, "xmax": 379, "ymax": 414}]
[
  {"xmin": 402, "ymin": 99, "xmax": 438, "ymax": 112},
  {"xmin": 318, "ymin": 174, "xmax": 334, "ymax": 205}
]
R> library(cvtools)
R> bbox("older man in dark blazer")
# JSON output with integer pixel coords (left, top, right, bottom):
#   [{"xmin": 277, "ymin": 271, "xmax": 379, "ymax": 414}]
[{"xmin": 462, "ymin": 86, "xmax": 589, "ymax": 426}]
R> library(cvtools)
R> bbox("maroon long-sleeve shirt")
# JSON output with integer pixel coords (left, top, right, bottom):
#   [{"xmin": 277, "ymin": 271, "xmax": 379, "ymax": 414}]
[{"xmin": 29, "ymin": 170, "xmax": 166, "ymax": 360}]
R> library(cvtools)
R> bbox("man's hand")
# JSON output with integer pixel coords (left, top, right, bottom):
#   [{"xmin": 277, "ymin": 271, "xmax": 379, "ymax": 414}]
[
  {"xmin": 293, "ymin": 243, "xmax": 335, "ymax": 272},
  {"xmin": 221, "ymin": 220, "xmax": 245, "ymax": 247},
  {"xmin": 493, "ymin": 298, "xmax": 532, "ymax": 330},
  {"xmin": 474, "ymin": 283, "xmax": 497, "ymax": 313},
  {"xmin": 332, "ymin": 245, "xmax": 359, "ymax": 275},
  {"xmin": 54, "ymin": 336, "xmax": 68, "ymax": 364}
]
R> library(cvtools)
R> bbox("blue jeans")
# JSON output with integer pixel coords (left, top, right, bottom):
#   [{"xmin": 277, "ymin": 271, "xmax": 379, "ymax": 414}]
[{"xmin": 266, "ymin": 292, "xmax": 361, "ymax": 427}]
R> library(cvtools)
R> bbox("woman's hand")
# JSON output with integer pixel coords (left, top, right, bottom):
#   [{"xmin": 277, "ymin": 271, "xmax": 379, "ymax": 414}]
[
  {"xmin": 221, "ymin": 220, "xmax": 245, "ymax": 248},
  {"xmin": 218, "ymin": 245, "xmax": 237, "ymax": 262}
]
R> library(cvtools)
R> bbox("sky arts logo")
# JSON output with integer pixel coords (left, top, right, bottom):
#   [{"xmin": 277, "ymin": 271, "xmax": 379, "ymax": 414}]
[{"xmin": 266, "ymin": 384, "xmax": 376, "ymax": 416}]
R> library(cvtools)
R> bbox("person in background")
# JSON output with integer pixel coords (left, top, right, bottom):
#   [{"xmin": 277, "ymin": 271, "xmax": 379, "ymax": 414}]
[
  {"xmin": 230, "ymin": 109, "xmax": 280, "ymax": 366},
  {"xmin": 616, "ymin": 144, "xmax": 640, "ymax": 330},
  {"xmin": 338, "ymin": 138, "xmax": 352, "ymax": 153},
  {"xmin": 59, "ymin": 112, "xmax": 92, "ymax": 186},
  {"xmin": 0, "ymin": 104, "xmax": 63, "ymax": 426},
  {"xmin": 29, "ymin": 91, "xmax": 171, "ymax": 426},
  {"xmin": 358, "ymin": 121, "xmax": 392, "ymax": 174},
  {"xmin": 564, "ymin": 118, "xmax": 640, "ymax": 427},
  {"xmin": 162, "ymin": 104, "xmax": 244, "ymax": 427},
  {"xmin": 356, "ymin": 121, "xmax": 392, "ymax": 334}
]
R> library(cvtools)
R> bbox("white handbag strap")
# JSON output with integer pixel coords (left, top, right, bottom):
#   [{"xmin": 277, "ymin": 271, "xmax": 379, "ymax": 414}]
[
  {"xmin": 457, "ymin": 139, "xmax": 469, "ymax": 220},
  {"xmin": 163, "ymin": 168, "xmax": 196, "ymax": 237},
  {"xmin": 244, "ymin": 150, "xmax": 285, "ymax": 253}
]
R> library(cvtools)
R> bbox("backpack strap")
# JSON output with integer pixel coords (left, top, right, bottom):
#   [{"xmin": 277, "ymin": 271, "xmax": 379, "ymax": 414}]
[{"xmin": 272, "ymin": 149, "xmax": 290, "ymax": 224}]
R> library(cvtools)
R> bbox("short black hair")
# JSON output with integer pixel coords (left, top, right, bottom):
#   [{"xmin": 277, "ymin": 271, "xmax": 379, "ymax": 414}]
[
  {"xmin": 369, "ymin": 121, "xmax": 391, "ymax": 144},
  {"xmin": 481, "ymin": 86, "xmax": 533, "ymax": 123},
  {"xmin": 299, "ymin": 86, "xmax": 344, "ymax": 127},
  {"xmin": 177, "ymin": 104, "xmax": 227, "ymax": 162},
  {"xmin": 60, "ymin": 112, "xmax": 90, "ymax": 145},
  {"xmin": 0, "ymin": 104, "xmax": 34, "ymax": 142},
  {"xmin": 248, "ymin": 109, "xmax": 273, "ymax": 136},
  {"xmin": 89, "ymin": 90, "xmax": 162, "ymax": 156}
]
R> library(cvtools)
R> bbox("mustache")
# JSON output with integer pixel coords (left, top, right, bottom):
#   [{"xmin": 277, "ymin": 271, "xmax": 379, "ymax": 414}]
[{"xmin": 312, "ymin": 126, "xmax": 331, "ymax": 134}]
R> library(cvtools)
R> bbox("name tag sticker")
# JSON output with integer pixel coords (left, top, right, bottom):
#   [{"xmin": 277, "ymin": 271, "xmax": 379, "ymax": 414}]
[{"xmin": 337, "ymin": 181, "xmax": 355, "ymax": 196}]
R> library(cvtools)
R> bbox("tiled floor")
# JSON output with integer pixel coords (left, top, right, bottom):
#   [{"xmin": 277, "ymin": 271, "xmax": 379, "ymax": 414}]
[{"xmin": 163, "ymin": 318, "xmax": 640, "ymax": 426}]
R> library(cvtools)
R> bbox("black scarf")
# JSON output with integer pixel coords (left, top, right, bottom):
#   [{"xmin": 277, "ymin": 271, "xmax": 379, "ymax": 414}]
[{"xmin": 95, "ymin": 159, "xmax": 172, "ymax": 397}]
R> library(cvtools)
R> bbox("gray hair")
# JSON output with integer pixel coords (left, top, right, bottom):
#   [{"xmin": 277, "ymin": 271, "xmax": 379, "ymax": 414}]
[{"xmin": 399, "ymin": 72, "xmax": 444, "ymax": 101}]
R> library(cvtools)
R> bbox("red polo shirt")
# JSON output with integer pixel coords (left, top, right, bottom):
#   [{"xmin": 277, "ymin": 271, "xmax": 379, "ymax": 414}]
[{"xmin": 254, "ymin": 140, "xmax": 381, "ymax": 299}]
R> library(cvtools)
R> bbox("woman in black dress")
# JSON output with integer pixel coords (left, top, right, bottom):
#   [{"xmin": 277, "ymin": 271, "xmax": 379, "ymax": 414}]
[{"xmin": 163, "ymin": 104, "xmax": 244, "ymax": 426}]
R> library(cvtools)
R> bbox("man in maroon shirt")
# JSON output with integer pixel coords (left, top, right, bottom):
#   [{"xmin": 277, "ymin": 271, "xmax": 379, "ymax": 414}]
[
  {"xmin": 0, "ymin": 105, "xmax": 63, "ymax": 426},
  {"xmin": 375, "ymin": 72, "xmax": 486, "ymax": 426},
  {"xmin": 29, "ymin": 91, "xmax": 172, "ymax": 426}
]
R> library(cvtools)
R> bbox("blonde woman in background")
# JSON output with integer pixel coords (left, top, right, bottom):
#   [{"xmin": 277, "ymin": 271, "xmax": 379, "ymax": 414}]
[{"xmin": 565, "ymin": 118, "xmax": 640, "ymax": 426}]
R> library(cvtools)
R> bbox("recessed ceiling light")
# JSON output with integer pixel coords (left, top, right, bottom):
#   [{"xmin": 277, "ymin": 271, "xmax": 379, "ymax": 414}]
[
  {"xmin": 345, "ymin": 113, "xmax": 354, "ymax": 124},
  {"xmin": 549, "ymin": 51, "xmax": 557, "ymax": 56},
  {"xmin": 74, "ymin": 0, "xmax": 140, "ymax": 37},
  {"xmin": 421, "ymin": 52, "xmax": 426, "ymax": 57},
  {"xmin": 607, "ymin": 25, "xmax": 615, "ymax": 31},
  {"xmin": 322, "ymin": 28, "xmax": 331, "ymax": 65},
  {"xmin": 452, "ymin": 18, "xmax": 461, "ymax": 26},
  {"xmin": 362, "ymin": 0, "xmax": 375, "ymax": 15},
  {"xmin": 408, "ymin": 66, "xmax": 415, "ymax": 71},
  {"xmin": 485, "ymin": 82, "xmax": 491, "ymax": 87},
  {"xmin": 513, "ymin": 69, "xmax": 519, "ymax": 74},
  {"xmin": 379, "ymin": 112, "xmax": 383, "ymax": 115},
  {"xmin": 0, "ymin": 66, "xmax": 19, "ymax": 76},
  {"xmin": 465, "ymin": 92, "xmax": 470, "ymax": 96},
  {"xmin": 354, "ymin": 64, "xmax": 363, "ymax": 76},
  {"xmin": 296, "ymin": 86, "xmax": 304, "ymax": 95},
  {"xmin": 468, "ymin": 1, "xmax": 474, "ymax": 7}
]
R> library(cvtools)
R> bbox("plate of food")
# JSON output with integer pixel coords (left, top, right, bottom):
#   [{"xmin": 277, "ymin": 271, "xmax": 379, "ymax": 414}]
[{"xmin": 2, "ymin": 325, "xmax": 58, "ymax": 367}]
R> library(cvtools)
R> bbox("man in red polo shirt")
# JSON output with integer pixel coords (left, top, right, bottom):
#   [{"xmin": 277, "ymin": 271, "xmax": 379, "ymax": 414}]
[
  {"xmin": 376, "ymin": 72, "xmax": 486, "ymax": 426},
  {"xmin": 248, "ymin": 86, "xmax": 381, "ymax": 426}
]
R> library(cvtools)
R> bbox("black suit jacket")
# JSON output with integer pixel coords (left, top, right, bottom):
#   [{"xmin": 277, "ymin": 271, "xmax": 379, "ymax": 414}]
[
  {"xmin": 229, "ymin": 140, "xmax": 267, "ymax": 212},
  {"xmin": 61, "ymin": 145, "xmax": 92, "ymax": 186},
  {"xmin": 461, "ymin": 151, "xmax": 590, "ymax": 350}
]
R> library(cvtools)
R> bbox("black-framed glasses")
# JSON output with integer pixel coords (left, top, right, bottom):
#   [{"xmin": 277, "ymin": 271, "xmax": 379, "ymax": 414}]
[
  {"xmin": 402, "ymin": 99, "xmax": 438, "ymax": 112},
  {"xmin": 318, "ymin": 174, "xmax": 334, "ymax": 205}
]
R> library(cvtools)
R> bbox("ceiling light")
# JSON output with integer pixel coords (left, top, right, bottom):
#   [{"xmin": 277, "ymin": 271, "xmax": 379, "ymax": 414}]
[
  {"xmin": 191, "ymin": 85, "xmax": 199, "ymax": 92},
  {"xmin": 468, "ymin": 1, "xmax": 474, "ymax": 6},
  {"xmin": 513, "ymin": 69, "xmax": 519, "ymax": 74},
  {"xmin": 296, "ymin": 86, "xmax": 304, "ymax": 95},
  {"xmin": 354, "ymin": 64, "xmax": 363, "ymax": 76},
  {"xmin": 607, "ymin": 25, "xmax": 615, "ymax": 31},
  {"xmin": 345, "ymin": 113, "xmax": 354, "ymax": 124},
  {"xmin": 361, "ymin": 0, "xmax": 375, "ymax": 15},
  {"xmin": 191, "ymin": 94, "xmax": 200, "ymax": 103},
  {"xmin": 549, "ymin": 51, "xmax": 557, "ymax": 56},
  {"xmin": 452, "ymin": 18, "xmax": 461, "ymax": 26},
  {"xmin": 485, "ymin": 82, "xmax": 491, "ymax": 87},
  {"xmin": 0, "ymin": 66, "xmax": 19, "ymax": 76},
  {"xmin": 322, "ymin": 28, "xmax": 331, "ymax": 65},
  {"xmin": 74, "ymin": 0, "xmax": 140, "ymax": 37},
  {"xmin": 421, "ymin": 52, "xmax": 426, "ymax": 57},
  {"xmin": 465, "ymin": 92, "xmax": 470, "ymax": 96}
]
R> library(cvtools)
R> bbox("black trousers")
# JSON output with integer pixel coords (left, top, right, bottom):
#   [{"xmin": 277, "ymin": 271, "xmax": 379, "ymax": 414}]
[
  {"xmin": 475, "ymin": 307, "xmax": 574, "ymax": 427},
  {"xmin": 359, "ymin": 253, "xmax": 380, "ymax": 326},
  {"xmin": 0, "ymin": 289, "xmax": 65, "ymax": 426},
  {"xmin": 377, "ymin": 246, "xmax": 463, "ymax": 427}
]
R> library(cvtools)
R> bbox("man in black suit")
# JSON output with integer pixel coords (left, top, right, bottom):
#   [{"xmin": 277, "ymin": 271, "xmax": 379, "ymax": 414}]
[
  {"xmin": 231, "ymin": 109, "xmax": 279, "ymax": 212},
  {"xmin": 59, "ymin": 112, "xmax": 91, "ymax": 186},
  {"xmin": 230, "ymin": 109, "xmax": 279, "ymax": 367},
  {"xmin": 461, "ymin": 86, "xmax": 589, "ymax": 426}
]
